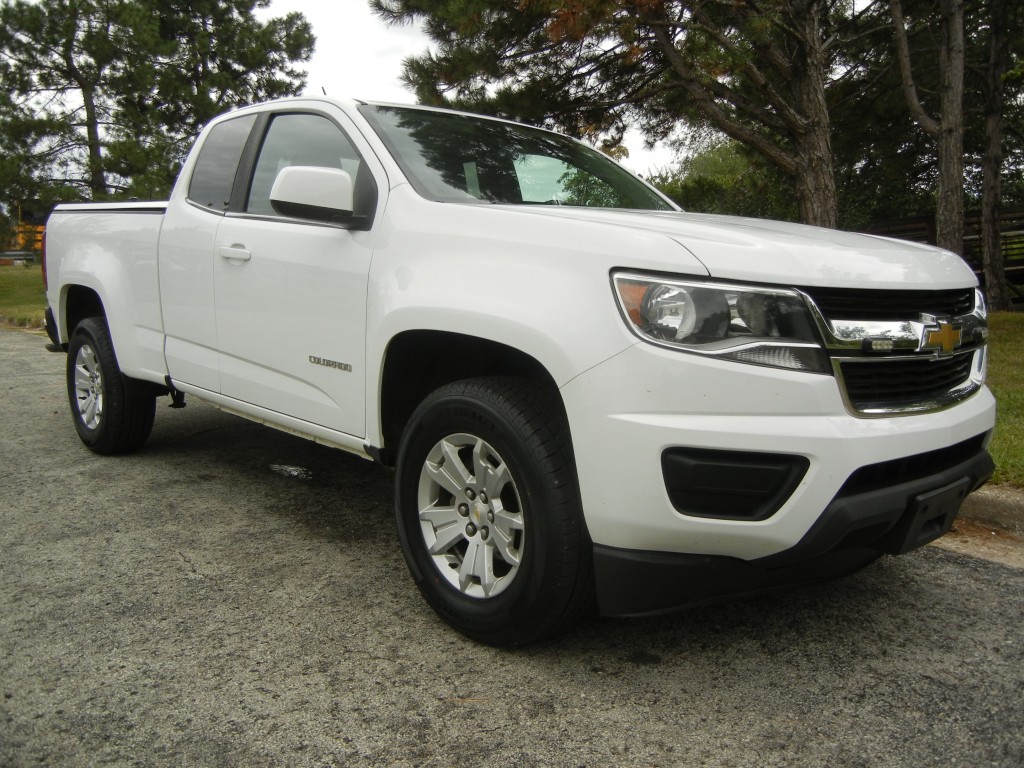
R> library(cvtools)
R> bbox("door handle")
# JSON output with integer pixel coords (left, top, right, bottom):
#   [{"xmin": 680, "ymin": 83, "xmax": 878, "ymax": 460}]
[{"xmin": 218, "ymin": 245, "xmax": 252, "ymax": 262}]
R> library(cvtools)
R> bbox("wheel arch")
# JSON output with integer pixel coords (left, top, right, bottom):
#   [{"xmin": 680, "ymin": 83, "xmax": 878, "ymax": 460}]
[
  {"xmin": 60, "ymin": 284, "xmax": 106, "ymax": 342},
  {"xmin": 375, "ymin": 330, "xmax": 563, "ymax": 466}
]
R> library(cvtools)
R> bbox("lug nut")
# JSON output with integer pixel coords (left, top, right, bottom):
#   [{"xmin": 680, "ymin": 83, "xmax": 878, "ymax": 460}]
[
  {"xmin": 465, "ymin": 523, "xmax": 477, "ymax": 537},
  {"xmin": 480, "ymin": 527, "xmax": 489, "ymax": 541},
  {"xmin": 487, "ymin": 511, "xmax": 495, "ymax": 523},
  {"xmin": 458, "ymin": 503, "xmax": 469, "ymax": 517},
  {"xmin": 465, "ymin": 489, "xmax": 476, "ymax": 501},
  {"xmin": 480, "ymin": 491, "xmax": 488, "ymax": 504}
]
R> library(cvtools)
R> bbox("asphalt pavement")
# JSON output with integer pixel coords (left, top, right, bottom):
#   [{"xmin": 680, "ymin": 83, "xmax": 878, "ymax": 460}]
[{"xmin": 2, "ymin": 327, "xmax": 1023, "ymax": 767}]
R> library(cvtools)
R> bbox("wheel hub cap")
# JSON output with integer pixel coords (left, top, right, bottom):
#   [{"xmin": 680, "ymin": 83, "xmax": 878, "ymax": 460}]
[
  {"xmin": 73, "ymin": 343, "xmax": 104, "ymax": 430},
  {"xmin": 417, "ymin": 433, "xmax": 524, "ymax": 599}
]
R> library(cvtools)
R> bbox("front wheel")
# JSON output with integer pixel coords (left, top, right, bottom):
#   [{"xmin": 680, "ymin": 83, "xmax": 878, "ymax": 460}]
[
  {"xmin": 66, "ymin": 316, "xmax": 156, "ymax": 455},
  {"xmin": 395, "ymin": 377, "xmax": 592, "ymax": 646}
]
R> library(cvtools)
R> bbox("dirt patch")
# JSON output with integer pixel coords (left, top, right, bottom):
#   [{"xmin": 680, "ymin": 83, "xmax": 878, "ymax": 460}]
[
  {"xmin": 931, "ymin": 518, "xmax": 1024, "ymax": 569},
  {"xmin": 960, "ymin": 484, "xmax": 1024, "ymax": 536}
]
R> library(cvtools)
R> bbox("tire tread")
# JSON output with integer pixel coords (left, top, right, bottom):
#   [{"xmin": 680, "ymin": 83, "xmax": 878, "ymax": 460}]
[{"xmin": 67, "ymin": 316, "xmax": 156, "ymax": 455}]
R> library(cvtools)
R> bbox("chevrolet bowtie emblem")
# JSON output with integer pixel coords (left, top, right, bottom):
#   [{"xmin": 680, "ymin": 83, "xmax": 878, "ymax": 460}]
[{"xmin": 922, "ymin": 320, "xmax": 962, "ymax": 356}]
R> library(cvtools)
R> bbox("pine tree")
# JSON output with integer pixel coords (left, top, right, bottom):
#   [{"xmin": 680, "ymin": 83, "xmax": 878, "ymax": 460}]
[
  {"xmin": 374, "ymin": 0, "xmax": 849, "ymax": 227},
  {"xmin": 0, "ymin": 0, "xmax": 314, "ymax": 211}
]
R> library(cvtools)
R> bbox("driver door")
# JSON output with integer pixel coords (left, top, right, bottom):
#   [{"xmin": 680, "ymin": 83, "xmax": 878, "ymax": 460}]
[{"xmin": 213, "ymin": 110, "xmax": 379, "ymax": 438}]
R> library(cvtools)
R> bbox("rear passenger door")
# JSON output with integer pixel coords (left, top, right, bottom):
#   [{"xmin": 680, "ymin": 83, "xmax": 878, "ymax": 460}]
[
  {"xmin": 161, "ymin": 113, "xmax": 258, "ymax": 393},
  {"xmin": 213, "ymin": 109, "xmax": 382, "ymax": 438}
]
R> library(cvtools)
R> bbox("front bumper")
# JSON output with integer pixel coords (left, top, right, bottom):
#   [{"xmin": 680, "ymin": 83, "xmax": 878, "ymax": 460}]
[
  {"xmin": 559, "ymin": 342, "xmax": 997, "ymax": 615},
  {"xmin": 593, "ymin": 437, "xmax": 993, "ymax": 616}
]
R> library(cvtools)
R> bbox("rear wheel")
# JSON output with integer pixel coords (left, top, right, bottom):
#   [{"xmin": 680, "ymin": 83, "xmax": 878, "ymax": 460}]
[
  {"xmin": 66, "ymin": 317, "xmax": 156, "ymax": 455},
  {"xmin": 395, "ymin": 377, "xmax": 592, "ymax": 646}
]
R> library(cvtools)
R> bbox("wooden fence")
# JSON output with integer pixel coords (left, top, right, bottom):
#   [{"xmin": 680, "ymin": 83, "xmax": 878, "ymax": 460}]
[{"xmin": 863, "ymin": 206, "xmax": 1024, "ymax": 306}]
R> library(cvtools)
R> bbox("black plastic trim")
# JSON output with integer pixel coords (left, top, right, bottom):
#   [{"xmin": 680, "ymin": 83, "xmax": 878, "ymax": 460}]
[
  {"xmin": 593, "ymin": 543, "xmax": 881, "ymax": 618},
  {"xmin": 43, "ymin": 307, "xmax": 62, "ymax": 348},
  {"xmin": 48, "ymin": 206, "xmax": 167, "ymax": 215},
  {"xmin": 661, "ymin": 447, "xmax": 809, "ymax": 520},
  {"xmin": 838, "ymin": 433, "xmax": 987, "ymax": 496},
  {"xmin": 228, "ymin": 112, "xmax": 270, "ymax": 215},
  {"xmin": 365, "ymin": 444, "xmax": 395, "ymax": 467}
]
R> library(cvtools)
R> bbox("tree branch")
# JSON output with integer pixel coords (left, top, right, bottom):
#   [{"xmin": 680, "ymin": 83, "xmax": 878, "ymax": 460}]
[
  {"xmin": 888, "ymin": 0, "xmax": 939, "ymax": 137},
  {"xmin": 650, "ymin": 23, "xmax": 798, "ymax": 173}
]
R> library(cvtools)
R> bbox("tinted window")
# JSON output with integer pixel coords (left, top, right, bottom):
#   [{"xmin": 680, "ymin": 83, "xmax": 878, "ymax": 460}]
[
  {"xmin": 187, "ymin": 114, "xmax": 257, "ymax": 211},
  {"xmin": 246, "ymin": 113, "xmax": 366, "ymax": 216}
]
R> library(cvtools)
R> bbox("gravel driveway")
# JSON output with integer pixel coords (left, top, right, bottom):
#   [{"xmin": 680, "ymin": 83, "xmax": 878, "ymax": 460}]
[{"xmin": 2, "ymin": 328, "xmax": 1022, "ymax": 767}]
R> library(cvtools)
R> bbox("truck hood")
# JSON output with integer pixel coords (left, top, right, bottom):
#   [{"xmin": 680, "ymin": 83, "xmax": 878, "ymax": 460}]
[{"xmin": 501, "ymin": 206, "xmax": 976, "ymax": 290}]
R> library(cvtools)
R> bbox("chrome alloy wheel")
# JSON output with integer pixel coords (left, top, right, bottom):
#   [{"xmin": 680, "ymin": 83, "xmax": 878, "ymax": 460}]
[
  {"xmin": 417, "ymin": 433, "xmax": 525, "ymax": 598},
  {"xmin": 72, "ymin": 342, "xmax": 104, "ymax": 430}
]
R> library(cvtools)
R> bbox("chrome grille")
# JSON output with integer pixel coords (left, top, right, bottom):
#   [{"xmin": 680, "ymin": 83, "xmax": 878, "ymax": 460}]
[{"xmin": 799, "ymin": 286, "xmax": 985, "ymax": 416}]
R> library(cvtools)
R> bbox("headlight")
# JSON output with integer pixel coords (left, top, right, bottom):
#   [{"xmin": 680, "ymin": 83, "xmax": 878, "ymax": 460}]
[{"xmin": 613, "ymin": 273, "xmax": 830, "ymax": 374}]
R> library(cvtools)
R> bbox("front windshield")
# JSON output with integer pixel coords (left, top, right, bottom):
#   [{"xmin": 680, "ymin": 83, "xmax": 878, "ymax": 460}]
[{"xmin": 360, "ymin": 104, "xmax": 674, "ymax": 211}]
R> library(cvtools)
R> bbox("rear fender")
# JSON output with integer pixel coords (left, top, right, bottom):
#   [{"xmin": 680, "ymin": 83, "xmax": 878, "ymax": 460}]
[{"xmin": 48, "ymin": 209, "xmax": 167, "ymax": 384}]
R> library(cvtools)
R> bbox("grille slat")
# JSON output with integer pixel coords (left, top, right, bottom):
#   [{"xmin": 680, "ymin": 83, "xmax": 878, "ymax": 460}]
[
  {"xmin": 803, "ymin": 287, "xmax": 974, "ymax": 320},
  {"xmin": 839, "ymin": 355, "xmax": 974, "ymax": 409}
]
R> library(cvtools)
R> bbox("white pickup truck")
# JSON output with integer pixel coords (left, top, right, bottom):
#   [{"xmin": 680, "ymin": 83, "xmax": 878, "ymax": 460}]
[{"xmin": 43, "ymin": 97, "xmax": 995, "ymax": 645}]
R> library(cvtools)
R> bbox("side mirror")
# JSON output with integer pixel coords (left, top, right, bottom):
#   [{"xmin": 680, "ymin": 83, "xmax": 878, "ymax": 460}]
[{"xmin": 269, "ymin": 166, "xmax": 356, "ymax": 225}]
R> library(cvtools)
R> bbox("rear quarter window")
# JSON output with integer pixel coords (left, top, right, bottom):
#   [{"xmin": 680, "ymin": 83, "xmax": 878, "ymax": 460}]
[{"xmin": 187, "ymin": 114, "xmax": 257, "ymax": 212}]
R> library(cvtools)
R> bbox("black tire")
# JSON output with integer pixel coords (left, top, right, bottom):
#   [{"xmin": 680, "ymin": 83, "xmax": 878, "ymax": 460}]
[
  {"xmin": 395, "ymin": 377, "xmax": 592, "ymax": 646},
  {"xmin": 66, "ymin": 316, "xmax": 156, "ymax": 455}
]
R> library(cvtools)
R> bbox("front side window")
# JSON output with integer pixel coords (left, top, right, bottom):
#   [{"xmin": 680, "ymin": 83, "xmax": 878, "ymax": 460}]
[
  {"xmin": 359, "ymin": 104, "xmax": 673, "ymax": 211},
  {"xmin": 246, "ymin": 113, "xmax": 367, "ymax": 217},
  {"xmin": 187, "ymin": 114, "xmax": 257, "ymax": 211}
]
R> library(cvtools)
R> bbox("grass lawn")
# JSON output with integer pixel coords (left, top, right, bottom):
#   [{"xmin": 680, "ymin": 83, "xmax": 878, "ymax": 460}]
[
  {"xmin": 0, "ymin": 262, "xmax": 46, "ymax": 328},
  {"xmin": 0, "ymin": 262, "xmax": 1020, "ymax": 484},
  {"xmin": 987, "ymin": 312, "xmax": 1024, "ymax": 487}
]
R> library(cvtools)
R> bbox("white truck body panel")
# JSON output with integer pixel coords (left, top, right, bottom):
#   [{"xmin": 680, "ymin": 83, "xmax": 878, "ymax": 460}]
[
  {"xmin": 159, "ymin": 197, "xmax": 223, "ymax": 392},
  {"xmin": 213, "ymin": 214, "xmax": 375, "ymax": 437},
  {"xmin": 47, "ymin": 206, "xmax": 167, "ymax": 381},
  {"xmin": 495, "ymin": 206, "xmax": 978, "ymax": 289}
]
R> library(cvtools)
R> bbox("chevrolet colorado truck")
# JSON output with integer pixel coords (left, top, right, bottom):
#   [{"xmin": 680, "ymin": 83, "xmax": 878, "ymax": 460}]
[{"xmin": 43, "ymin": 97, "xmax": 996, "ymax": 645}]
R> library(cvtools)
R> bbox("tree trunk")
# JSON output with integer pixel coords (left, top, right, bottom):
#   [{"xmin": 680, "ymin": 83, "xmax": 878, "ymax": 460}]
[
  {"xmin": 651, "ymin": 0, "xmax": 838, "ymax": 228},
  {"xmin": 62, "ymin": 19, "xmax": 107, "ymax": 200},
  {"xmin": 794, "ymin": 151, "xmax": 837, "ymax": 228},
  {"xmin": 792, "ymin": 2, "xmax": 837, "ymax": 228},
  {"xmin": 81, "ymin": 83, "xmax": 107, "ymax": 199},
  {"xmin": 980, "ymin": 0, "xmax": 1012, "ymax": 311},
  {"xmin": 934, "ymin": 0, "xmax": 965, "ymax": 255},
  {"xmin": 889, "ymin": 0, "xmax": 965, "ymax": 255}
]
